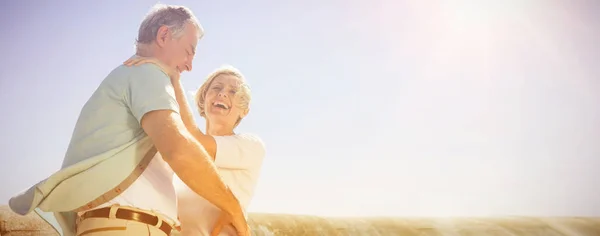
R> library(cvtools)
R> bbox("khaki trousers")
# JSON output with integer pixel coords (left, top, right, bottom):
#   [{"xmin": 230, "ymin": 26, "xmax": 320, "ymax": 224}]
[{"xmin": 76, "ymin": 205, "xmax": 173, "ymax": 236}]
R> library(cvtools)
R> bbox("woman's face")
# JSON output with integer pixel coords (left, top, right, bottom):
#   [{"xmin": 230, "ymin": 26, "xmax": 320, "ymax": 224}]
[{"xmin": 203, "ymin": 74, "xmax": 248, "ymax": 128}]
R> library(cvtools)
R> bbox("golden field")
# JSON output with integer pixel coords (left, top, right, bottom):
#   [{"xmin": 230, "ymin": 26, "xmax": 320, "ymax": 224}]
[{"xmin": 1, "ymin": 205, "xmax": 599, "ymax": 235}]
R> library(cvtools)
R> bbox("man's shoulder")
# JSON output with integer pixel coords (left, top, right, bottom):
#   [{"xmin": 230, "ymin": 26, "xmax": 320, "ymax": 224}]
[
  {"xmin": 100, "ymin": 63, "xmax": 170, "ymax": 94},
  {"xmin": 110, "ymin": 63, "xmax": 168, "ymax": 80}
]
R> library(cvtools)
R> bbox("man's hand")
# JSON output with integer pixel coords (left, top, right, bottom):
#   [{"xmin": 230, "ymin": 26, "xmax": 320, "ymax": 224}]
[
  {"xmin": 210, "ymin": 212, "xmax": 228, "ymax": 236},
  {"xmin": 211, "ymin": 211, "xmax": 251, "ymax": 236},
  {"xmin": 124, "ymin": 57, "xmax": 181, "ymax": 81}
]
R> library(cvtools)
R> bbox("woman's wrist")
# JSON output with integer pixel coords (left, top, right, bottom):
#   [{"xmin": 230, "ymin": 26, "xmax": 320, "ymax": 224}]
[{"xmin": 170, "ymin": 72, "xmax": 181, "ymax": 82}]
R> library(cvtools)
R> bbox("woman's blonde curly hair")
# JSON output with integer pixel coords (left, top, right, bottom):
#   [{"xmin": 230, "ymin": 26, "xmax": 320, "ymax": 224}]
[{"xmin": 194, "ymin": 65, "xmax": 251, "ymax": 128}]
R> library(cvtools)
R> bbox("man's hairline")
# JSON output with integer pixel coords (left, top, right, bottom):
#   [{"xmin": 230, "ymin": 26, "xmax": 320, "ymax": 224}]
[{"xmin": 136, "ymin": 19, "xmax": 204, "ymax": 52}]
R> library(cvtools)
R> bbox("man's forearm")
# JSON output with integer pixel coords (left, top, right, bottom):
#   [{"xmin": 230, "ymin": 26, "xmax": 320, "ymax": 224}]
[{"xmin": 164, "ymin": 131, "xmax": 242, "ymax": 216}]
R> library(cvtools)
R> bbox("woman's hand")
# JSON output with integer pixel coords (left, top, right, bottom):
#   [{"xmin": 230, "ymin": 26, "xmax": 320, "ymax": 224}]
[{"xmin": 123, "ymin": 56, "xmax": 180, "ymax": 81}]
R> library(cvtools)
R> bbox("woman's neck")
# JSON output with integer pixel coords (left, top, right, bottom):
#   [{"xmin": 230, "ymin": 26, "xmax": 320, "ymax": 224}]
[{"xmin": 206, "ymin": 122, "xmax": 234, "ymax": 136}]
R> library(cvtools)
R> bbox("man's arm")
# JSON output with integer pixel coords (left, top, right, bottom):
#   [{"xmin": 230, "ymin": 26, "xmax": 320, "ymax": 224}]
[
  {"xmin": 171, "ymin": 79, "xmax": 217, "ymax": 160},
  {"xmin": 141, "ymin": 110, "xmax": 242, "ymax": 215},
  {"xmin": 126, "ymin": 64, "xmax": 242, "ymax": 217}
]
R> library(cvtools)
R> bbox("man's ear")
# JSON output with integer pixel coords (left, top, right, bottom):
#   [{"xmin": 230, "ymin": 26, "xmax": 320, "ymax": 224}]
[{"xmin": 155, "ymin": 25, "xmax": 171, "ymax": 48}]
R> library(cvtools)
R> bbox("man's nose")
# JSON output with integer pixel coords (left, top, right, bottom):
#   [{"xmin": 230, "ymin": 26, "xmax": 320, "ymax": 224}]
[
  {"xmin": 183, "ymin": 57, "xmax": 193, "ymax": 71},
  {"xmin": 184, "ymin": 61, "xmax": 193, "ymax": 72}
]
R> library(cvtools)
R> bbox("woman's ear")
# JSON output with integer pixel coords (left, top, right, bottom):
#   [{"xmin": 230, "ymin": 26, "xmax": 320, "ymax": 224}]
[{"xmin": 240, "ymin": 108, "xmax": 249, "ymax": 119}]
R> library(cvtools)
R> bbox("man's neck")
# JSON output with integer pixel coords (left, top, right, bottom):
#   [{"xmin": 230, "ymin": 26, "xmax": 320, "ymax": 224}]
[
  {"xmin": 136, "ymin": 46, "xmax": 154, "ymax": 57},
  {"xmin": 135, "ymin": 44, "xmax": 171, "ymax": 67}
]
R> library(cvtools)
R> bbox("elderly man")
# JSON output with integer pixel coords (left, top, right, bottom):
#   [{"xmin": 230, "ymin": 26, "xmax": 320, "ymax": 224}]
[{"xmin": 8, "ymin": 4, "xmax": 249, "ymax": 236}]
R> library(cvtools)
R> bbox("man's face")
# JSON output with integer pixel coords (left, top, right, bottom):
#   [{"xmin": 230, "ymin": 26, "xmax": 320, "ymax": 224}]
[{"xmin": 161, "ymin": 22, "xmax": 199, "ymax": 74}]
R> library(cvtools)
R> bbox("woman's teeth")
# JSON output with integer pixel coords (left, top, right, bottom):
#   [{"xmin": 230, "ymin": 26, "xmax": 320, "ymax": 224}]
[{"xmin": 213, "ymin": 102, "xmax": 229, "ymax": 109}]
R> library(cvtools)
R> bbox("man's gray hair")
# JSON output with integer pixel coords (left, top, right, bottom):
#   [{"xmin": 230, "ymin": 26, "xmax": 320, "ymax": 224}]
[{"xmin": 136, "ymin": 4, "xmax": 203, "ymax": 49}]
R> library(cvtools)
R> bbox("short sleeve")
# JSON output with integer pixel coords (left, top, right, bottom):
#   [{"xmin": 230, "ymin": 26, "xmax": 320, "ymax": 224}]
[
  {"xmin": 213, "ymin": 133, "xmax": 266, "ymax": 170},
  {"xmin": 125, "ymin": 64, "xmax": 180, "ymax": 123}
]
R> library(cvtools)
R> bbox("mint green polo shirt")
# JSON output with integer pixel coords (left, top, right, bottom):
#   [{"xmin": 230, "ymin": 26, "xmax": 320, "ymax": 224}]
[{"xmin": 9, "ymin": 60, "xmax": 179, "ymax": 235}]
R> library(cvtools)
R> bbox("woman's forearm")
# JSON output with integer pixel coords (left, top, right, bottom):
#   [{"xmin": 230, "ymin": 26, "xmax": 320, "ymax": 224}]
[
  {"xmin": 171, "ymin": 78, "xmax": 217, "ymax": 159},
  {"xmin": 171, "ymin": 79, "xmax": 202, "ymax": 135}
]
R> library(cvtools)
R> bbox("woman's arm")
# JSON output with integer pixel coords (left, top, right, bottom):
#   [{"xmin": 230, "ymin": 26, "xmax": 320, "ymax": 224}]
[
  {"xmin": 122, "ymin": 56, "xmax": 218, "ymax": 159},
  {"xmin": 171, "ymin": 78, "xmax": 217, "ymax": 160}
]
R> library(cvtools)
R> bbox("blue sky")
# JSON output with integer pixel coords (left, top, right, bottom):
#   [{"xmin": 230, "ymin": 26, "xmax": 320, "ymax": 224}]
[{"xmin": 1, "ymin": 0, "xmax": 599, "ymax": 217}]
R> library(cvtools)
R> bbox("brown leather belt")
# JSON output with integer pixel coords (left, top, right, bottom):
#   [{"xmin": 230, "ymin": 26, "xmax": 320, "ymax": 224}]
[{"xmin": 80, "ymin": 207, "xmax": 172, "ymax": 235}]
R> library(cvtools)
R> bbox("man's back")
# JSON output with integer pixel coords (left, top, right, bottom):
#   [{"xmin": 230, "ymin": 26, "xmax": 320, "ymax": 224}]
[
  {"xmin": 8, "ymin": 62, "xmax": 182, "ymax": 236},
  {"xmin": 61, "ymin": 63, "xmax": 166, "ymax": 169},
  {"xmin": 8, "ymin": 62, "xmax": 177, "ymax": 214}
]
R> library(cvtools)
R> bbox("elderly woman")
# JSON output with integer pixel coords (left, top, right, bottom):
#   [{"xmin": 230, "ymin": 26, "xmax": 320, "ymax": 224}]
[{"xmin": 124, "ymin": 58, "xmax": 266, "ymax": 236}]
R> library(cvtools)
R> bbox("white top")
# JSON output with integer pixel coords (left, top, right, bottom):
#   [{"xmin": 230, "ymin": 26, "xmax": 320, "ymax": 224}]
[
  {"xmin": 89, "ymin": 152, "xmax": 179, "ymax": 225},
  {"xmin": 173, "ymin": 133, "xmax": 266, "ymax": 236}
]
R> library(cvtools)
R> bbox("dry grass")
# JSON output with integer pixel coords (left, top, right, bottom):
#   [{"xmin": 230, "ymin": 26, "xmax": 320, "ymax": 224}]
[
  {"xmin": 248, "ymin": 213, "xmax": 600, "ymax": 236},
  {"xmin": 1, "ymin": 206, "xmax": 599, "ymax": 235}
]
